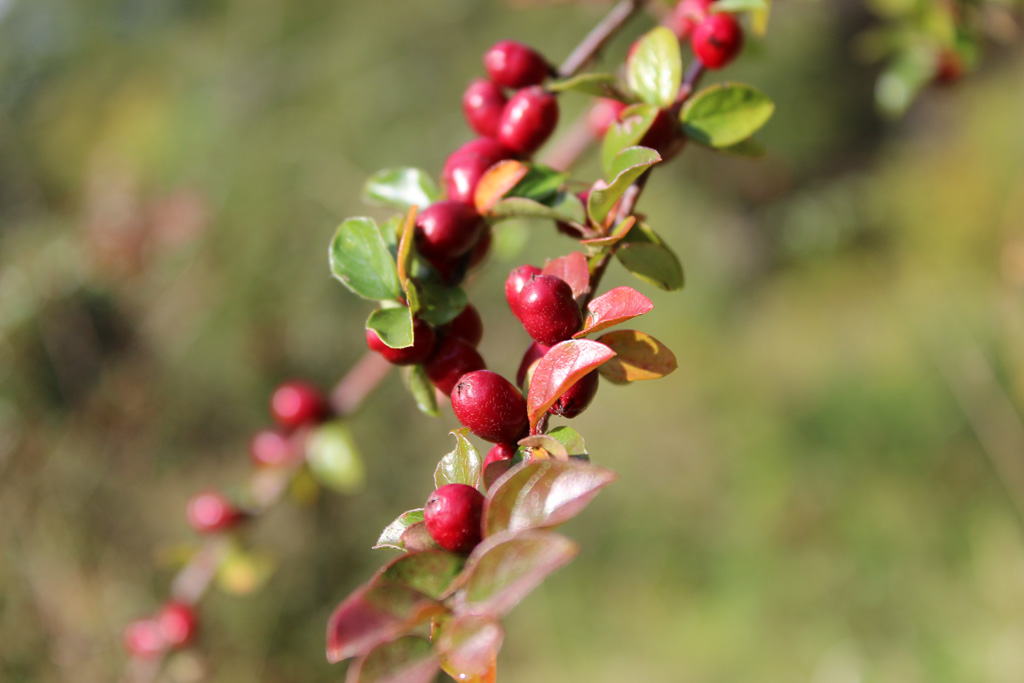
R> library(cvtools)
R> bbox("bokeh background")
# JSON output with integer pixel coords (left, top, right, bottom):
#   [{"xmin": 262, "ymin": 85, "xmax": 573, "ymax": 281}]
[{"xmin": 2, "ymin": 0, "xmax": 1024, "ymax": 681}]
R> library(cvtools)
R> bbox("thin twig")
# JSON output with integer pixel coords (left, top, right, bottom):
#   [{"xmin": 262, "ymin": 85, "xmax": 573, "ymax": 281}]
[{"xmin": 558, "ymin": 0, "xmax": 648, "ymax": 78}]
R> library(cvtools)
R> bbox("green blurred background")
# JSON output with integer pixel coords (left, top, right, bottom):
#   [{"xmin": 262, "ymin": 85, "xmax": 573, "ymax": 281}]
[{"xmin": 2, "ymin": 0, "xmax": 1024, "ymax": 681}]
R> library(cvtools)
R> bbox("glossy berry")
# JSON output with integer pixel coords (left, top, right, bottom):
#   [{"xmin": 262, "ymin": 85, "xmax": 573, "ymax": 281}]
[
  {"xmin": 366, "ymin": 317, "xmax": 437, "ymax": 366},
  {"xmin": 424, "ymin": 483, "xmax": 485, "ymax": 554},
  {"xmin": 157, "ymin": 602, "xmax": 198, "ymax": 649},
  {"xmin": 415, "ymin": 200, "xmax": 484, "ymax": 260},
  {"xmin": 483, "ymin": 442, "xmax": 516, "ymax": 470},
  {"xmin": 550, "ymin": 370, "xmax": 599, "ymax": 418},
  {"xmin": 250, "ymin": 429, "xmax": 300, "ymax": 468},
  {"xmin": 516, "ymin": 275, "xmax": 582, "ymax": 346},
  {"xmin": 516, "ymin": 341, "xmax": 550, "ymax": 389},
  {"xmin": 588, "ymin": 98, "xmax": 628, "ymax": 137},
  {"xmin": 692, "ymin": 13, "xmax": 744, "ymax": 70},
  {"xmin": 483, "ymin": 40, "xmax": 551, "ymax": 89},
  {"xmin": 270, "ymin": 381, "xmax": 328, "ymax": 430},
  {"xmin": 467, "ymin": 228, "xmax": 492, "ymax": 271},
  {"xmin": 451, "ymin": 370, "xmax": 529, "ymax": 444},
  {"xmin": 443, "ymin": 138, "xmax": 515, "ymax": 204},
  {"xmin": 504, "ymin": 264, "xmax": 543, "ymax": 314},
  {"xmin": 638, "ymin": 108, "xmax": 678, "ymax": 157},
  {"xmin": 186, "ymin": 491, "xmax": 243, "ymax": 534},
  {"xmin": 447, "ymin": 304, "xmax": 483, "ymax": 347},
  {"xmin": 424, "ymin": 336, "xmax": 486, "ymax": 396},
  {"xmin": 669, "ymin": 0, "xmax": 714, "ymax": 40},
  {"xmin": 123, "ymin": 618, "xmax": 165, "ymax": 658},
  {"xmin": 462, "ymin": 78, "xmax": 508, "ymax": 138},
  {"xmin": 497, "ymin": 86, "xmax": 559, "ymax": 156}
]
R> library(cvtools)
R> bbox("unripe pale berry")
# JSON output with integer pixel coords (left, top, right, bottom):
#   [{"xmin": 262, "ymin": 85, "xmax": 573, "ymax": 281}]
[
  {"xmin": 157, "ymin": 602, "xmax": 198, "ymax": 649},
  {"xmin": 451, "ymin": 370, "xmax": 529, "ymax": 444},
  {"xmin": 516, "ymin": 341, "xmax": 550, "ymax": 389},
  {"xmin": 550, "ymin": 370, "xmax": 599, "ymax": 418},
  {"xmin": 588, "ymin": 98, "xmax": 628, "ymax": 137},
  {"xmin": 443, "ymin": 138, "xmax": 515, "ymax": 205},
  {"xmin": 424, "ymin": 483, "xmax": 485, "ymax": 554},
  {"xmin": 483, "ymin": 40, "xmax": 551, "ymax": 89},
  {"xmin": 505, "ymin": 264, "xmax": 543, "ymax": 314},
  {"xmin": 424, "ymin": 336, "xmax": 487, "ymax": 396},
  {"xmin": 447, "ymin": 304, "xmax": 483, "ymax": 347},
  {"xmin": 123, "ymin": 618, "xmax": 165, "ymax": 658},
  {"xmin": 669, "ymin": 0, "xmax": 714, "ymax": 40},
  {"xmin": 462, "ymin": 78, "xmax": 508, "ymax": 138},
  {"xmin": 497, "ymin": 86, "xmax": 559, "ymax": 156},
  {"xmin": 516, "ymin": 275, "xmax": 582, "ymax": 346},
  {"xmin": 366, "ymin": 317, "xmax": 437, "ymax": 366},
  {"xmin": 692, "ymin": 13, "xmax": 744, "ymax": 70},
  {"xmin": 186, "ymin": 491, "xmax": 244, "ymax": 534},
  {"xmin": 270, "ymin": 381, "xmax": 329, "ymax": 430},
  {"xmin": 415, "ymin": 201, "xmax": 484, "ymax": 260},
  {"xmin": 250, "ymin": 429, "xmax": 301, "ymax": 468},
  {"xmin": 483, "ymin": 442, "xmax": 516, "ymax": 470}
]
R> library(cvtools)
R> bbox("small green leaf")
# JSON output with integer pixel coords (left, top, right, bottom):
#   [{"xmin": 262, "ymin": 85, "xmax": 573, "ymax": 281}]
[
  {"xmin": 517, "ymin": 435, "xmax": 569, "ymax": 460},
  {"xmin": 363, "ymin": 167, "xmax": 441, "ymax": 210},
  {"xmin": 713, "ymin": 137, "xmax": 767, "ymax": 158},
  {"xmin": 346, "ymin": 636, "xmax": 439, "ymax": 683},
  {"xmin": 435, "ymin": 427, "xmax": 482, "ymax": 489},
  {"xmin": 374, "ymin": 509, "xmax": 425, "ymax": 551},
  {"xmin": 588, "ymin": 146, "xmax": 661, "ymax": 227},
  {"xmin": 326, "ymin": 583, "xmax": 445, "ymax": 663},
  {"xmin": 601, "ymin": 103, "xmax": 661, "ymax": 176},
  {"xmin": 405, "ymin": 365, "xmax": 440, "ymax": 417},
  {"xmin": 507, "ymin": 164, "xmax": 568, "ymax": 203},
  {"xmin": 377, "ymin": 550, "xmax": 466, "ymax": 599},
  {"xmin": 680, "ymin": 83, "xmax": 775, "ymax": 148},
  {"xmin": 712, "ymin": 0, "xmax": 767, "ymax": 11},
  {"xmin": 489, "ymin": 197, "xmax": 576, "ymax": 224},
  {"xmin": 401, "ymin": 522, "xmax": 442, "ymax": 552},
  {"xmin": 306, "ymin": 421, "xmax": 365, "ymax": 494},
  {"xmin": 330, "ymin": 217, "xmax": 402, "ymax": 301},
  {"xmin": 548, "ymin": 72, "xmax": 625, "ymax": 98},
  {"xmin": 615, "ymin": 222, "xmax": 684, "ymax": 291},
  {"xmin": 545, "ymin": 426, "xmax": 588, "ymax": 459},
  {"xmin": 366, "ymin": 307, "xmax": 414, "ymax": 349},
  {"xmin": 627, "ymin": 27, "xmax": 683, "ymax": 108},
  {"xmin": 413, "ymin": 279, "xmax": 467, "ymax": 326}
]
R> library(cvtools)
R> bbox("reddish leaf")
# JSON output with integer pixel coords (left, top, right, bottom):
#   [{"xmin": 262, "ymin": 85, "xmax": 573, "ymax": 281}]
[
  {"xmin": 435, "ymin": 614, "xmax": 504, "ymax": 680},
  {"xmin": 482, "ymin": 459, "xmax": 513, "ymax": 490},
  {"xmin": 400, "ymin": 522, "xmax": 441, "ymax": 552},
  {"xmin": 482, "ymin": 460, "xmax": 617, "ymax": 537},
  {"xmin": 326, "ymin": 583, "xmax": 445, "ymax": 663},
  {"xmin": 396, "ymin": 206, "xmax": 417, "ymax": 296},
  {"xmin": 541, "ymin": 252, "xmax": 590, "ymax": 299},
  {"xmin": 575, "ymin": 286, "xmax": 653, "ymax": 337},
  {"xmin": 473, "ymin": 160, "xmax": 529, "ymax": 214},
  {"xmin": 580, "ymin": 215, "xmax": 635, "ymax": 248},
  {"xmin": 376, "ymin": 550, "xmax": 465, "ymax": 599},
  {"xmin": 596, "ymin": 329, "xmax": 678, "ymax": 383},
  {"xmin": 345, "ymin": 636, "xmax": 438, "ymax": 683},
  {"xmin": 526, "ymin": 339, "xmax": 616, "ymax": 426},
  {"xmin": 374, "ymin": 509, "xmax": 424, "ymax": 551}
]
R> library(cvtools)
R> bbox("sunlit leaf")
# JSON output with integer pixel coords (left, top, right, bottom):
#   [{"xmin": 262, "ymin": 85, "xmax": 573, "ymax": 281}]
[
  {"xmin": 435, "ymin": 614, "xmax": 504, "ymax": 680},
  {"xmin": 601, "ymin": 103, "xmax": 660, "ymax": 176},
  {"xmin": 517, "ymin": 434, "xmax": 569, "ymax": 460},
  {"xmin": 488, "ymin": 197, "xmax": 575, "ymax": 223},
  {"xmin": 526, "ymin": 339, "xmax": 616, "ymax": 426},
  {"xmin": 615, "ymin": 222, "xmax": 683, "ymax": 291},
  {"xmin": 374, "ymin": 509, "xmax": 425, "ymax": 551},
  {"xmin": 713, "ymin": 0, "xmax": 767, "ymax": 11},
  {"xmin": 344, "ymin": 636, "xmax": 438, "ymax": 683},
  {"xmin": 596, "ymin": 329, "xmax": 678, "ymax": 383},
  {"xmin": 396, "ymin": 207, "xmax": 417, "ymax": 292},
  {"xmin": 363, "ymin": 168, "xmax": 441, "ymax": 210},
  {"xmin": 541, "ymin": 252, "xmax": 590, "ymax": 299},
  {"xmin": 545, "ymin": 426, "xmax": 588, "ymax": 459},
  {"xmin": 548, "ymin": 72, "xmax": 624, "ymax": 98},
  {"xmin": 326, "ymin": 584, "xmax": 445, "ymax": 663},
  {"xmin": 435, "ymin": 427, "xmax": 482, "ymax": 489},
  {"xmin": 680, "ymin": 83, "xmax": 775, "ymax": 148},
  {"xmin": 412, "ymin": 279, "xmax": 466, "ymax": 326},
  {"xmin": 401, "ymin": 522, "xmax": 441, "ymax": 552},
  {"xmin": 588, "ymin": 147, "xmax": 661, "ymax": 228},
  {"xmin": 330, "ymin": 217, "xmax": 402, "ymax": 301},
  {"xmin": 376, "ymin": 550, "xmax": 465, "ymax": 599},
  {"xmin": 576, "ymin": 286, "xmax": 653, "ymax": 337},
  {"xmin": 580, "ymin": 215, "xmax": 635, "ymax": 248},
  {"xmin": 474, "ymin": 160, "xmax": 530, "ymax": 213},
  {"xmin": 216, "ymin": 544, "xmax": 276, "ymax": 596},
  {"xmin": 366, "ymin": 307, "xmax": 414, "ymax": 349},
  {"xmin": 626, "ymin": 27, "xmax": 683, "ymax": 108},
  {"xmin": 404, "ymin": 365, "xmax": 440, "ymax": 417},
  {"xmin": 306, "ymin": 421, "xmax": 365, "ymax": 494}
]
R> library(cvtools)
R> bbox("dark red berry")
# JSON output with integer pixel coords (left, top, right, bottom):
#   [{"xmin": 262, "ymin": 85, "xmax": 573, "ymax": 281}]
[
  {"xmin": 483, "ymin": 40, "xmax": 551, "ymax": 89},
  {"xmin": 452, "ymin": 370, "xmax": 529, "ymax": 443},
  {"xmin": 424, "ymin": 336, "xmax": 487, "ymax": 396},
  {"xmin": 669, "ymin": 0, "xmax": 714, "ymax": 40},
  {"xmin": 516, "ymin": 341, "xmax": 550, "ymax": 389},
  {"xmin": 443, "ymin": 138, "xmax": 515, "ymax": 205},
  {"xmin": 270, "ymin": 381, "xmax": 328, "ymax": 430},
  {"xmin": 250, "ymin": 429, "xmax": 301, "ymax": 468},
  {"xmin": 462, "ymin": 78, "xmax": 508, "ymax": 138},
  {"xmin": 935, "ymin": 49, "xmax": 963, "ymax": 84},
  {"xmin": 157, "ymin": 602, "xmax": 198, "ymax": 649},
  {"xmin": 498, "ymin": 86, "xmax": 559, "ymax": 156},
  {"xmin": 516, "ymin": 275, "xmax": 582, "ymax": 346},
  {"xmin": 186, "ymin": 491, "xmax": 243, "ymax": 534},
  {"xmin": 483, "ymin": 442, "xmax": 516, "ymax": 470},
  {"xmin": 692, "ymin": 13, "xmax": 744, "ymax": 69},
  {"xmin": 415, "ymin": 201, "xmax": 484, "ymax": 260},
  {"xmin": 504, "ymin": 264, "xmax": 542, "ymax": 314},
  {"xmin": 366, "ymin": 317, "xmax": 437, "ymax": 366},
  {"xmin": 123, "ymin": 618, "xmax": 165, "ymax": 658},
  {"xmin": 588, "ymin": 98, "xmax": 628, "ymax": 137},
  {"xmin": 447, "ymin": 304, "xmax": 483, "ymax": 347},
  {"xmin": 467, "ymin": 228, "xmax": 492, "ymax": 271},
  {"xmin": 638, "ymin": 108, "xmax": 678, "ymax": 156},
  {"xmin": 424, "ymin": 483, "xmax": 485, "ymax": 554},
  {"xmin": 550, "ymin": 370, "xmax": 599, "ymax": 418}
]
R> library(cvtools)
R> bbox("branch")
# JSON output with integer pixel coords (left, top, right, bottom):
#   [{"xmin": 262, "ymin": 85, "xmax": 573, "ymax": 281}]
[{"xmin": 558, "ymin": 0, "xmax": 648, "ymax": 78}]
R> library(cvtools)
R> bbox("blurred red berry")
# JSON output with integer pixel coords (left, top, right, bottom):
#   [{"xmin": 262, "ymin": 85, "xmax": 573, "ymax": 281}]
[
  {"xmin": 186, "ymin": 491, "xmax": 243, "ymax": 534},
  {"xmin": 270, "ymin": 381, "xmax": 328, "ymax": 430},
  {"xmin": 483, "ymin": 40, "xmax": 551, "ymax": 89},
  {"xmin": 157, "ymin": 602, "xmax": 198, "ymax": 649}
]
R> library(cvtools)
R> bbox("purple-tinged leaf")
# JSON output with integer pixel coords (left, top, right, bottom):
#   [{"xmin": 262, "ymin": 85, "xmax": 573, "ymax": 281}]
[
  {"xmin": 596, "ymin": 329, "xmax": 678, "ymax": 383},
  {"xmin": 344, "ymin": 636, "xmax": 438, "ymax": 683},
  {"xmin": 526, "ymin": 339, "xmax": 616, "ymax": 426},
  {"xmin": 434, "ymin": 427, "xmax": 481, "ymax": 489},
  {"xmin": 400, "ymin": 522, "xmax": 441, "ymax": 552},
  {"xmin": 482, "ymin": 460, "xmax": 617, "ymax": 537},
  {"xmin": 541, "ymin": 252, "xmax": 590, "ymax": 299},
  {"xmin": 435, "ymin": 614, "xmax": 504, "ymax": 680},
  {"xmin": 374, "ymin": 509, "xmax": 424, "ymax": 551},
  {"xmin": 326, "ymin": 583, "xmax": 445, "ymax": 663},
  {"xmin": 575, "ymin": 286, "xmax": 653, "ymax": 337},
  {"xmin": 376, "ymin": 550, "xmax": 466, "ymax": 599},
  {"xmin": 482, "ymin": 460, "xmax": 513, "ymax": 491}
]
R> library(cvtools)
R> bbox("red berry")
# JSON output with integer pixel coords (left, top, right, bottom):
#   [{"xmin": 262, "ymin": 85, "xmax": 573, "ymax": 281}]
[
  {"xmin": 669, "ymin": 0, "xmax": 714, "ymax": 40},
  {"xmin": 483, "ymin": 442, "xmax": 516, "ymax": 470},
  {"xmin": 415, "ymin": 201, "xmax": 484, "ymax": 260},
  {"xmin": 186, "ymin": 491, "xmax": 243, "ymax": 534},
  {"xmin": 123, "ymin": 618, "xmax": 166, "ymax": 658},
  {"xmin": 467, "ymin": 228, "xmax": 492, "ymax": 271},
  {"xmin": 462, "ymin": 78, "xmax": 508, "ymax": 138},
  {"xmin": 366, "ymin": 317, "xmax": 437, "ymax": 366},
  {"xmin": 550, "ymin": 370, "xmax": 599, "ymax": 418},
  {"xmin": 692, "ymin": 13, "xmax": 744, "ymax": 70},
  {"xmin": 504, "ymin": 264, "xmax": 542, "ymax": 315},
  {"xmin": 250, "ymin": 429, "xmax": 301, "ymax": 468},
  {"xmin": 498, "ymin": 86, "xmax": 559, "ymax": 156},
  {"xmin": 588, "ymin": 98, "xmax": 628, "ymax": 137},
  {"xmin": 442, "ymin": 138, "xmax": 515, "ymax": 205},
  {"xmin": 516, "ymin": 341, "xmax": 550, "ymax": 389},
  {"xmin": 935, "ymin": 49, "xmax": 964, "ymax": 84},
  {"xmin": 483, "ymin": 40, "xmax": 551, "ymax": 89},
  {"xmin": 270, "ymin": 381, "xmax": 328, "ymax": 430},
  {"xmin": 447, "ymin": 304, "xmax": 483, "ymax": 347},
  {"xmin": 424, "ymin": 336, "xmax": 487, "ymax": 396},
  {"xmin": 451, "ymin": 370, "xmax": 529, "ymax": 444},
  {"xmin": 424, "ymin": 483, "xmax": 485, "ymax": 554},
  {"xmin": 516, "ymin": 275, "xmax": 582, "ymax": 346},
  {"xmin": 638, "ymin": 108, "xmax": 678, "ymax": 156},
  {"xmin": 157, "ymin": 602, "xmax": 198, "ymax": 649}
]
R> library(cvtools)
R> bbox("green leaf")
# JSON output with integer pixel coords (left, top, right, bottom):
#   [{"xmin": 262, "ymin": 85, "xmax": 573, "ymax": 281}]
[
  {"xmin": 306, "ymin": 421, "xmax": 365, "ymax": 494},
  {"xmin": 377, "ymin": 550, "xmax": 466, "ymax": 599},
  {"xmin": 405, "ymin": 365, "xmax": 440, "ymax": 417},
  {"xmin": 680, "ymin": 83, "xmax": 775, "ymax": 148},
  {"xmin": 615, "ymin": 222, "xmax": 684, "ymax": 291},
  {"xmin": 374, "ymin": 509, "xmax": 425, "ymax": 551},
  {"xmin": 435, "ymin": 614, "xmax": 504, "ymax": 680},
  {"xmin": 435, "ymin": 428, "xmax": 481, "ymax": 489},
  {"xmin": 366, "ymin": 307, "xmax": 414, "ymax": 349},
  {"xmin": 712, "ymin": 137, "xmax": 767, "ymax": 158},
  {"xmin": 626, "ymin": 27, "xmax": 683, "ymax": 108},
  {"xmin": 412, "ymin": 279, "xmax": 466, "ymax": 326},
  {"xmin": 363, "ymin": 167, "xmax": 441, "ymax": 210},
  {"xmin": 507, "ymin": 164, "xmax": 567, "ymax": 203},
  {"xmin": 326, "ymin": 583, "xmax": 445, "ymax": 663},
  {"xmin": 548, "ymin": 72, "xmax": 624, "ymax": 98},
  {"xmin": 712, "ymin": 0, "xmax": 768, "ymax": 11},
  {"xmin": 545, "ymin": 426, "xmax": 588, "ymax": 459},
  {"xmin": 601, "ymin": 103, "xmax": 661, "ymax": 176},
  {"xmin": 330, "ymin": 217, "xmax": 402, "ymax": 301},
  {"xmin": 488, "ymin": 197, "xmax": 576, "ymax": 224},
  {"xmin": 346, "ymin": 636, "xmax": 439, "ymax": 683},
  {"xmin": 588, "ymin": 146, "xmax": 661, "ymax": 227}
]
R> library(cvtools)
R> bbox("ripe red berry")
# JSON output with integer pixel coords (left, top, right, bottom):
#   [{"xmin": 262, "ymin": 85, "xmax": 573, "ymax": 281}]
[
  {"xmin": 516, "ymin": 275, "xmax": 582, "ymax": 346},
  {"xmin": 415, "ymin": 201, "xmax": 484, "ymax": 260},
  {"xmin": 447, "ymin": 304, "xmax": 483, "ymax": 347},
  {"xmin": 452, "ymin": 370, "xmax": 529, "ymax": 443},
  {"xmin": 483, "ymin": 442, "xmax": 516, "ymax": 470},
  {"xmin": 365, "ymin": 317, "xmax": 437, "ymax": 366},
  {"xmin": 467, "ymin": 228, "xmax": 492, "ymax": 271},
  {"xmin": 550, "ymin": 370, "xmax": 599, "ymax": 418},
  {"xmin": 669, "ymin": 0, "xmax": 714, "ymax": 40},
  {"xmin": 588, "ymin": 98, "xmax": 628, "ymax": 137},
  {"xmin": 516, "ymin": 341, "xmax": 550, "ymax": 389},
  {"xmin": 483, "ymin": 40, "xmax": 551, "ymax": 89},
  {"xmin": 270, "ymin": 381, "xmax": 329, "ymax": 430},
  {"xmin": 157, "ymin": 602, "xmax": 198, "ymax": 649},
  {"xmin": 186, "ymin": 491, "xmax": 244, "ymax": 534},
  {"xmin": 498, "ymin": 86, "xmax": 559, "ymax": 156},
  {"xmin": 424, "ymin": 483, "xmax": 485, "ymax": 554},
  {"xmin": 505, "ymin": 264, "xmax": 542, "ymax": 315},
  {"xmin": 424, "ymin": 336, "xmax": 487, "ymax": 396},
  {"xmin": 123, "ymin": 618, "xmax": 166, "ymax": 658},
  {"xmin": 692, "ymin": 13, "xmax": 744, "ymax": 70},
  {"xmin": 250, "ymin": 429, "xmax": 301, "ymax": 468},
  {"xmin": 442, "ymin": 138, "xmax": 515, "ymax": 205},
  {"xmin": 638, "ymin": 107, "xmax": 678, "ymax": 156},
  {"xmin": 462, "ymin": 78, "xmax": 508, "ymax": 138},
  {"xmin": 935, "ymin": 49, "xmax": 964, "ymax": 84}
]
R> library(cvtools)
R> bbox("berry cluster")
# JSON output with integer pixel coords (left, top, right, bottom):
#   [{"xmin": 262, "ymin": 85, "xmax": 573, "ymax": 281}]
[
  {"xmin": 123, "ymin": 602, "xmax": 198, "ymax": 659},
  {"xmin": 669, "ymin": 0, "xmax": 744, "ymax": 69}
]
